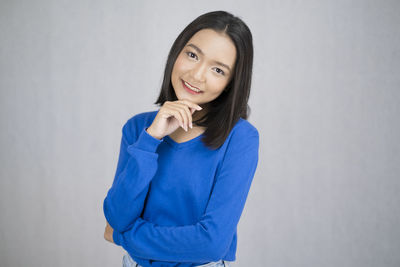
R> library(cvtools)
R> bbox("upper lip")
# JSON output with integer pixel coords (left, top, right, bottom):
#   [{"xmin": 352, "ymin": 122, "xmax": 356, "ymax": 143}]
[{"xmin": 183, "ymin": 80, "xmax": 202, "ymax": 91}]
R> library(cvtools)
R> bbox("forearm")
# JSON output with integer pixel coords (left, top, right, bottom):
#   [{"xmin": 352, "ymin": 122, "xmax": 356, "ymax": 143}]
[{"xmin": 104, "ymin": 127, "xmax": 162, "ymax": 232}]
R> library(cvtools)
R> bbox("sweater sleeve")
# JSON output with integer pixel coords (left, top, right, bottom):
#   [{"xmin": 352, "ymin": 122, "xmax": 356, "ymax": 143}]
[
  {"xmin": 113, "ymin": 128, "xmax": 259, "ymax": 262},
  {"xmin": 103, "ymin": 120, "xmax": 163, "ymax": 233}
]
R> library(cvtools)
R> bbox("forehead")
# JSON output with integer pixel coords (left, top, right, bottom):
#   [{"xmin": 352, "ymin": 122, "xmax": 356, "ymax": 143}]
[{"xmin": 185, "ymin": 29, "xmax": 236, "ymax": 69}]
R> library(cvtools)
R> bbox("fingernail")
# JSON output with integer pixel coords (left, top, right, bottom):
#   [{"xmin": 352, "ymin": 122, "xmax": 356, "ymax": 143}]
[
  {"xmin": 197, "ymin": 106, "xmax": 202, "ymax": 110},
  {"xmin": 190, "ymin": 123, "xmax": 193, "ymax": 129},
  {"xmin": 185, "ymin": 126, "xmax": 188, "ymax": 131}
]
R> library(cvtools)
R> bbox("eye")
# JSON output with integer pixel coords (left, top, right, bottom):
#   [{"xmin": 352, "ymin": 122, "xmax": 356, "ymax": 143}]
[
  {"xmin": 186, "ymin": 51, "xmax": 198, "ymax": 60},
  {"xmin": 214, "ymin": 67, "xmax": 225, "ymax": 76}
]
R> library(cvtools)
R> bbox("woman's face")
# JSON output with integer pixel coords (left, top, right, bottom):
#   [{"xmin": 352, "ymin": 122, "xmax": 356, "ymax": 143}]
[{"xmin": 171, "ymin": 29, "xmax": 237, "ymax": 105}]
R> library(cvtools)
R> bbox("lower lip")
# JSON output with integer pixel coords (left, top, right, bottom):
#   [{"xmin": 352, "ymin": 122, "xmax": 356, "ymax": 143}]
[{"xmin": 182, "ymin": 80, "xmax": 202, "ymax": 95}]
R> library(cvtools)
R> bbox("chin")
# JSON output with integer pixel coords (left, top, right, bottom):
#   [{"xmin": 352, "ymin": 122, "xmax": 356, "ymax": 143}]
[{"xmin": 175, "ymin": 91, "xmax": 198, "ymax": 102}]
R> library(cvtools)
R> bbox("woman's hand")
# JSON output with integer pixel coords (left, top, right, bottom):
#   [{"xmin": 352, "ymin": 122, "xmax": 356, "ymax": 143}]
[
  {"xmin": 146, "ymin": 100, "xmax": 203, "ymax": 140},
  {"xmin": 104, "ymin": 221, "xmax": 114, "ymax": 243}
]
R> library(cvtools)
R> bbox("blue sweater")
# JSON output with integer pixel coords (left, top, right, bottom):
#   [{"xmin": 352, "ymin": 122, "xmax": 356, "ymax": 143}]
[{"xmin": 103, "ymin": 110, "xmax": 259, "ymax": 267}]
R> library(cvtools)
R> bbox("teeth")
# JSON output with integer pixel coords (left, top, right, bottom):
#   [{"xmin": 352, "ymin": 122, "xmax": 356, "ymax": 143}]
[{"xmin": 184, "ymin": 81, "xmax": 201, "ymax": 92}]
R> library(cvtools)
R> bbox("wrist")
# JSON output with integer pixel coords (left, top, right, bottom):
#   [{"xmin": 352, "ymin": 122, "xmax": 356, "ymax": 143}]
[{"xmin": 146, "ymin": 127, "xmax": 163, "ymax": 140}]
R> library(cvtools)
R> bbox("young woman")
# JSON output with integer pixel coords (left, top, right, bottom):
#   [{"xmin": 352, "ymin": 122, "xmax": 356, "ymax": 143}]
[{"xmin": 103, "ymin": 10, "xmax": 259, "ymax": 267}]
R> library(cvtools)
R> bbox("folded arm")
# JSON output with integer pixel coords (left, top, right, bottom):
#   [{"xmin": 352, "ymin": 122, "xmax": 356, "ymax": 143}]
[
  {"xmin": 114, "ymin": 129, "xmax": 259, "ymax": 262},
  {"xmin": 103, "ymin": 122, "xmax": 163, "ymax": 233}
]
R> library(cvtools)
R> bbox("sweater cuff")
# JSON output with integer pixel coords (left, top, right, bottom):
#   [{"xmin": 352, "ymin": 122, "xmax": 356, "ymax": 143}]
[
  {"xmin": 128, "ymin": 127, "xmax": 163, "ymax": 153},
  {"xmin": 113, "ymin": 230, "xmax": 123, "ymax": 246}
]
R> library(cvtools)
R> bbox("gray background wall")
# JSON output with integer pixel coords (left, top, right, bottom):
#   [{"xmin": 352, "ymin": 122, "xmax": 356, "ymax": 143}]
[{"xmin": 1, "ymin": 0, "xmax": 399, "ymax": 266}]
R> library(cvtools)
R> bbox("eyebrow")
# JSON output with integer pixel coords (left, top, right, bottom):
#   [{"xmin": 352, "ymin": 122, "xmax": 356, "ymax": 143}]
[{"xmin": 186, "ymin": 43, "xmax": 232, "ymax": 72}]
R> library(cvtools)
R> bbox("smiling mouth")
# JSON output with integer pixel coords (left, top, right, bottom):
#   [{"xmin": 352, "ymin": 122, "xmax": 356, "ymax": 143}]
[{"xmin": 181, "ymin": 79, "xmax": 203, "ymax": 94}]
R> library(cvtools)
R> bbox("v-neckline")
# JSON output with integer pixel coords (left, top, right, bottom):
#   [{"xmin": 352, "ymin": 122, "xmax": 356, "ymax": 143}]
[
  {"xmin": 164, "ymin": 133, "xmax": 204, "ymax": 149},
  {"xmin": 149, "ymin": 110, "xmax": 205, "ymax": 149}
]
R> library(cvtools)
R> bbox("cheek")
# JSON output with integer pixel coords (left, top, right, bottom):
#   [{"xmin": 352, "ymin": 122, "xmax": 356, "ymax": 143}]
[
  {"xmin": 171, "ymin": 56, "xmax": 188, "ymax": 88},
  {"xmin": 207, "ymin": 77, "xmax": 229, "ymax": 94},
  {"xmin": 173, "ymin": 55, "xmax": 189, "ymax": 74}
]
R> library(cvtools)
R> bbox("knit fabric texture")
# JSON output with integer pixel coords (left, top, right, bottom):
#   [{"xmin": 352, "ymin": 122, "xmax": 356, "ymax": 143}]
[{"xmin": 103, "ymin": 111, "xmax": 259, "ymax": 267}]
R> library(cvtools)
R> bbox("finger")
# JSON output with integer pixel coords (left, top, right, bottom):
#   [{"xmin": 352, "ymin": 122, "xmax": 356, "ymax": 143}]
[
  {"xmin": 168, "ymin": 107, "xmax": 186, "ymax": 131},
  {"xmin": 172, "ymin": 102, "xmax": 192, "ymax": 129},
  {"xmin": 188, "ymin": 108, "xmax": 193, "ymax": 128},
  {"xmin": 177, "ymin": 106, "xmax": 188, "ymax": 131},
  {"xmin": 161, "ymin": 102, "xmax": 183, "ymax": 126},
  {"xmin": 178, "ymin": 99, "xmax": 203, "ymax": 111},
  {"xmin": 170, "ymin": 103, "xmax": 189, "ymax": 131},
  {"xmin": 176, "ymin": 100, "xmax": 201, "ymax": 128}
]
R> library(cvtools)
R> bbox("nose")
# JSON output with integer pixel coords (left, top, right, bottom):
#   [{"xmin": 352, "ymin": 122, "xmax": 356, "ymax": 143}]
[{"xmin": 190, "ymin": 63, "xmax": 206, "ymax": 83}]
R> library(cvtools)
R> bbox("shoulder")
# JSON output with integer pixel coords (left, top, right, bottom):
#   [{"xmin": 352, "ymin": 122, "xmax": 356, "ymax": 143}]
[
  {"xmin": 230, "ymin": 118, "xmax": 259, "ymax": 140},
  {"xmin": 122, "ymin": 110, "xmax": 158, "ymax": 141},
  {"xmin": 217, "ymin": 118, "xmax": 259, "ymax": 166},
  {"xmin": 219, "ymin": 117, "xmax": 259, "ymax": 152},
  {"xmin": 126, "ymin": 110, "xmax": 158, "ymax": 126}
]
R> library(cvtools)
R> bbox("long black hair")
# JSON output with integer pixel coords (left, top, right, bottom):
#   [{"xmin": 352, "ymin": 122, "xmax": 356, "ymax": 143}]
[{"xmin": 155, "ymin": 10, "xmax": 254, "ymax": 150}]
